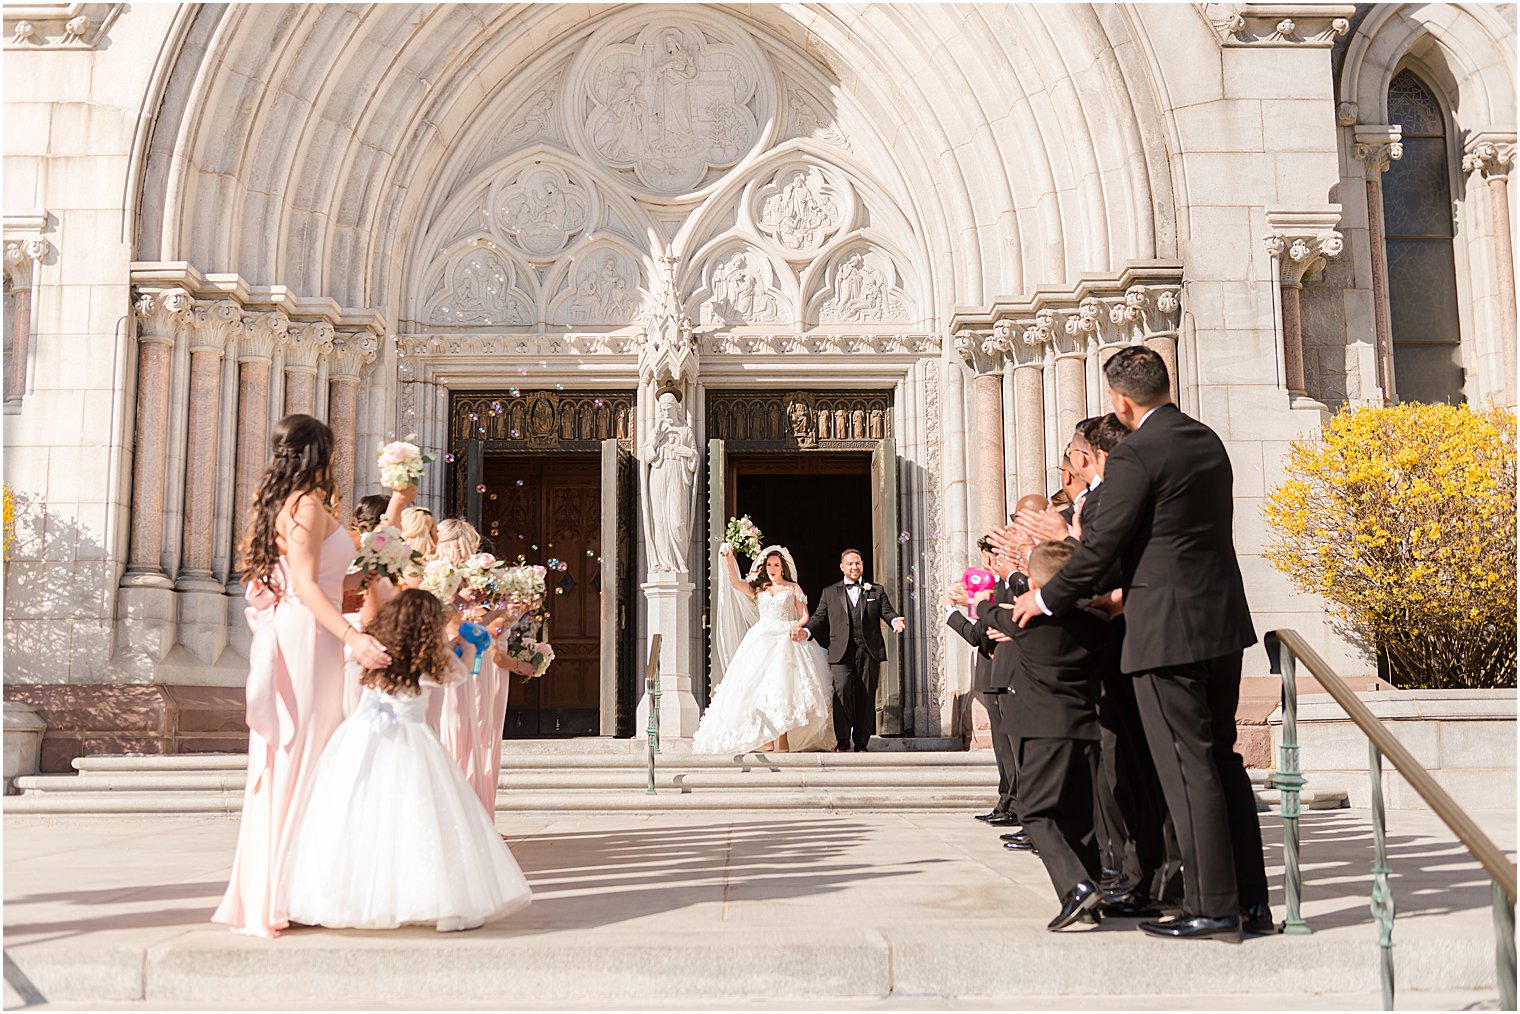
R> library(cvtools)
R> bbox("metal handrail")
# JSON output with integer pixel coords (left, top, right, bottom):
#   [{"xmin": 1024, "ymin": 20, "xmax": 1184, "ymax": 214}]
[
  {"xmin": 1266, "ymin": 629, "xmax": 1517, "ymax": 1010},
  {"xmin": 644, "ymin": 634, "xmax": 662, "ymax": 795}
]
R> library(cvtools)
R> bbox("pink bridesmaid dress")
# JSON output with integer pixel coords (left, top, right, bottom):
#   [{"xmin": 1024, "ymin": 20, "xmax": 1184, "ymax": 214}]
[
  {"xmin": 437, "ymin": 650, "xmax": 484, "ymax": 805},
  {"xmin": 472, "ymin": 648, "xmax": 507, "ymax": 813},
  {"xmin": 212, "ymin": 525, "xmax": 351, "ymax": 938}
]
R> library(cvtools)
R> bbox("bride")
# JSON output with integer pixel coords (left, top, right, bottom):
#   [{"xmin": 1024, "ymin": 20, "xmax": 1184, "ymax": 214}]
[{"xmin": 692, "ymin": 543, "xmax": 835, "ymax": 754}]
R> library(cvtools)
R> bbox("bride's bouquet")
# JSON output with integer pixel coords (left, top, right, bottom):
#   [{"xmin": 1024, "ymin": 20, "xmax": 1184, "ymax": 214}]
[
  {"xmin": 418, "ymin": 559, "xmax": 463, "ymax": 603},
  {"xmin": 724, "ymin": 515, "xmax": 764, "ymax": 561},
  {"xmin": 376, "ymin": 433, "xmax": 436, "ymax": 491},
  {"xmin": 347, "ymin": 525, "xmax": 420, "ymax": 582}
]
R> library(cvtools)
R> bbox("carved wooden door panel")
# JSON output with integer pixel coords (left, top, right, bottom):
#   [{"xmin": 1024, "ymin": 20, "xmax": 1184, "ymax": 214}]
[
  {"xmin": 482, "ymin": 455, "xmax": 603, "ymax": 737},
  {"xmin": 599, "ymin": 439, "xmax": 636, "ymax": 736}
]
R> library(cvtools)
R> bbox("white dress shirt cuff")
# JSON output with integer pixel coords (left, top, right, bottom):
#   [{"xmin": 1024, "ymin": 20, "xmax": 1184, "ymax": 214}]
[{"xmin": 1033, "ymin": 589, "xmax": 1053, "ymax": 616}]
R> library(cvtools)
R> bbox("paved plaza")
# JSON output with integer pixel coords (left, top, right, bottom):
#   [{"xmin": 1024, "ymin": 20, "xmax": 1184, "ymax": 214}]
[{"xmin": 3, "ymin": 807, "xmax": 1513, "ymax": 1010}]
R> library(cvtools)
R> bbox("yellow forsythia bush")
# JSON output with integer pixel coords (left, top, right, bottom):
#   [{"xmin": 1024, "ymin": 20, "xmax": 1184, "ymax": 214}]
[
  {"xmin": 1263, "ymin": 403, "xmax": 1516, "ymax": 689},
  {"xmin": 2, "ymin": 484, "xmax": 14, "ymax": 564}
]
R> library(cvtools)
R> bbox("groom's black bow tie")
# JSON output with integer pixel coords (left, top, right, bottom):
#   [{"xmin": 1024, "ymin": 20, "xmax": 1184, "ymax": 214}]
[{"xmin": 844, "ymin": 582, "xmax": 861, "ymax": 589}]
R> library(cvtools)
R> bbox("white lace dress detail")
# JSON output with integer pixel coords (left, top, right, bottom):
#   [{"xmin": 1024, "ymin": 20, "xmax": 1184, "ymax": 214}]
[{"xmin": 691, "ymin": 586, "xmax": 834, "ymax": 754}]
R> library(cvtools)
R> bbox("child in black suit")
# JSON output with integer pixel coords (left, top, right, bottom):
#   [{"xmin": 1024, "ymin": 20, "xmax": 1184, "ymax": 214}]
[{"xmin": 977, "ymin": 539, "xmax": 1112, "ymax": 930}]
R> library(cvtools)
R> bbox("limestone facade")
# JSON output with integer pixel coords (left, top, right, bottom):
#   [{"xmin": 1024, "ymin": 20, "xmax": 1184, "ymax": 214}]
[{"xmin": 3, "ymin": 4, "xmax": 1515, "ymax": 751}]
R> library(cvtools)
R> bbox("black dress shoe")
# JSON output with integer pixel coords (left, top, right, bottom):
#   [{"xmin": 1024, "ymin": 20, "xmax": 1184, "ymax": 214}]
[
  {"xmin": 999, "ymin": 832, "xmax": 1026, "ymax": 842},
  {"xmin": 1003, "ymin": 838, "xmax": 1036, "ymax": 852},
  {"xmin": 1048, "ymin": 881, "xmax": 1101, "ymax": 931},
  {"xmin": 986, "ymin": 814, "xmax": 1022, "ymax": 827},
  {"xmin": 1139, "ymin": 915, "xmax": 1243, "ymax": 943},
  {"xmin": 1100, "ymin": 894, "xmax": 1162, "ymax": 919},
  {"xmin": 974, "ymin": 810, "xmax": 1000, "ymax": 822},
  {"xmin": 1242, "ymin": 903, "xmax": 1279, "ymax": 935}
]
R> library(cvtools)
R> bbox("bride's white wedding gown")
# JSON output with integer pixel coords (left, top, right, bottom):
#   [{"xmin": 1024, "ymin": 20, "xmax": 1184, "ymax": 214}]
[{"xmin": 692, "ymin": 586, "xmax": 834, "ymax": 754}]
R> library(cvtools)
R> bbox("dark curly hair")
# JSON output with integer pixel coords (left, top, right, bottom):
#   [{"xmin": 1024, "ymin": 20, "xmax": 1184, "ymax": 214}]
[
  {"xmin": 359, "ymin": 589, "xmax": 455, "ymax": 697},
  {"xmin": 747, "ymin": 550, "xmax": 794, "ymax": 593},
  {"xmin": 351, "ymin": 494, "xmax": 391, "ymax": 536},
  {"xmin": 240, "ymin": 414, "xmax": 336, "ymax": 598}
]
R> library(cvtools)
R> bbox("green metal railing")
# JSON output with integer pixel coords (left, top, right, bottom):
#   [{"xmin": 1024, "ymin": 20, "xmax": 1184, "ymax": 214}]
[
  {"xmin": 644, "ymin": 634, "xmax": 662, "ymax": 796},
  {"xmin": 1266, "ymin": 629, "xmax": 1518, "ymax": 1010}
]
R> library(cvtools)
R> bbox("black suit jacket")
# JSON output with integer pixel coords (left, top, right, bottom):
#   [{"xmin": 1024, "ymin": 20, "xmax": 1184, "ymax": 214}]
[
  {"xmin": 979, "ymin": 598, "xmax": 1110, "ymax": 740},
  {"xmin": 1040, "ymin": 403, "xmax": 1256, "ymax": 673},
  {"xmin": 947, "ymin": 609, "xmax": 995, "ymax": 692},
  {"xmin": 971, "ymin": 574, "xmax": 1027, "ymax": 691},
  {"xmin": 1073, "ymin": 480, "xmax": 1123, "ymax": 595},
  {"xmin": 805, "ymin": 580, "xmax": 902, "ymax": 664}
]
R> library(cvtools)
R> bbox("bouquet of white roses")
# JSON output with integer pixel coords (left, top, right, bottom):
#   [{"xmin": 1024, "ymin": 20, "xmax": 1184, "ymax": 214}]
[
  {"xmin": 724, "ymin": 515, "xmax": 764, "ymax": 561},
  {"xmin": 346, "ymin": 525, "xmax": 420, "ymax": 582},
  {"xmin": 502, "ymin": 607, "xmax": 554, "ymax": 681},
  {"xmin": 457, "ymin": 552, "xmax": 506, "ymax": 599},
  {"xmin": 419, "ymin": 558, "xmax": 462, "ymax": 603},
  {"xmin": 493, "ymin": 561, "xmax": 547, "ymax": 605},
  {"xmin": 376, "ymin": 433, "xmax": 436, "ymax": 491}
]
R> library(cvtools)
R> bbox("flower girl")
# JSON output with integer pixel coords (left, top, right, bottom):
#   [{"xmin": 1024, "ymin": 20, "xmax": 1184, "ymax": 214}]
[{"xmin": 282, "ymin": 588, "xmax": 533, "ymax": 932}]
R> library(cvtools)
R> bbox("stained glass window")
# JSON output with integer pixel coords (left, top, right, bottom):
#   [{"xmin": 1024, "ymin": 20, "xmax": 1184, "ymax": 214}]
[{"xmin": 1382, "ymin": 71, "xmax": 1464, "ymax": 404}]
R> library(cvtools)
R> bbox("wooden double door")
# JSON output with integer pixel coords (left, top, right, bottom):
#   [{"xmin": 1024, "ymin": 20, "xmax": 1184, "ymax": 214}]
[{"xmin": 478, "ymin": 452, "xmax": 634, "ymax": 738}]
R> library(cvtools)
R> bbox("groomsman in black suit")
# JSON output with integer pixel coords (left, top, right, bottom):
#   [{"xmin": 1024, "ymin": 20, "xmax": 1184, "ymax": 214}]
[
  {"xmin": 1008, "ymin": 346, "xmax": 1270, "ymax": 943},
  {"xmin": 946, "ymin": 540, "xmax": 1025, "ymax": 826},
  {"xmin": 799, "ymin": 548, "xmax": 905, "ymax": 752}
]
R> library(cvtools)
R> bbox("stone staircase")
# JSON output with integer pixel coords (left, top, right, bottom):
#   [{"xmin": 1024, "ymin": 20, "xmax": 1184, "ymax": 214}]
[{"xmin": 6, "ymin": 738, "xmax": 1351, "ymax": 815}]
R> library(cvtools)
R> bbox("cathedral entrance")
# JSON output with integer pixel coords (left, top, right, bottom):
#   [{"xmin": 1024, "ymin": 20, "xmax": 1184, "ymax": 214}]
[
  {"xmin": 703, "ymin": 390, "xmax": 903, "ymax": 733},
  {"xmin": 449, "ymin": 391, "xmax": 637, "ymax": 739}
]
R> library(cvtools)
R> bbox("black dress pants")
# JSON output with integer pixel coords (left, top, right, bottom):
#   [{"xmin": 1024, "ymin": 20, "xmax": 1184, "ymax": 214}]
[
  {"xmin": 1100, "ymin": 669, "xmax": 1180, "ymax": 900},
  {"xmin": 829, "ymin": 642, "xmax": 879, "ymax": 750},
  {"xmin": 1016, "ymin": 736, "xmax": 1100, "ymax": 899},
  {"xmin": 983, "ymin": 690, "xmax": 1019, "ymax": 816},
  {"xmin": 1132, "ymin": 651, "xmax": 1269, "ymax": 918}
]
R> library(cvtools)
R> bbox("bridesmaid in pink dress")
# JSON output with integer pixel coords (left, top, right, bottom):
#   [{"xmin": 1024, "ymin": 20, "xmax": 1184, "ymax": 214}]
[
  {"xmin": 212, "ymin": 414, "xmax": 394, "ymax": 938},
  {"xmin": 434, "ymin": 518, "xmax": 505, "ymax": 811}
]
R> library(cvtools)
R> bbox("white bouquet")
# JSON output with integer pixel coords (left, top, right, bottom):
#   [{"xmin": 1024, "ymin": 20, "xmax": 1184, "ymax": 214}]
[
  {"xmin": 509, "ymin": 639, "xmax": 555, "ymax": 679},
  {"xmin": 493, "ymin": 563, "xmax": 547, "ymax": 605},
  {"xmin": 376, "ymin": 433, "xmax": 436, "ymax": 491},
  {"xmin": 724, "ymin": 515, "xmax": 764, "ymax": 561},
  {"xmin": 346, "ymin": 525, "xmax": 419, "ymax": 582},
  {"xmin": 419, "ymin": 559, "xmax": 462, "ymax": 603},
  {"xmin": 458, "ymin": 552, "xmax": 505, "ymax": 597}
]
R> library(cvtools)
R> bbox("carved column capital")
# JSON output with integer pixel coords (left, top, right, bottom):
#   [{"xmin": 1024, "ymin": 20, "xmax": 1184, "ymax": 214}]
[
  {"xmin": 237, "ymin": 311, "xmax": 289, "ymax": 363},
  {"xmin": 3, "ymin": 237, "xmax": 48, "ymax": 288},
  {"xmin": 132, "ymin": 287, "xmax": 193, "ymax": 346},
  {"xmin": 283, "ymin": 321, "xmax": 335, "ymax": 371},
  {"xmin": 329, "ymin": 329, "xmax": 379, "ymax": 380},
  {"xmin": 1352, "ymin": 125, "xmax": 1404, "ymax": 178},
  {"xmin": 1463, "ymin": 136, "xmax": 1517, "ymax": 181},
  {"xmin": 1264, "ymin": 207, "xmax": 1344, "ymax": 288},
  {"xmin": 186, "ymin": 299, "xmax": 240, "ymax": 353}
]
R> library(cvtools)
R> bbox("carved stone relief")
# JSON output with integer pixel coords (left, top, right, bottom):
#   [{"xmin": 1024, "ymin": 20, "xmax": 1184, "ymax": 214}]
[
  {"xmin": 698, "ymin": 247, "xmax": 789, "ymax": 325},
  {"xmin": 754, "ymin": 164, "xmax": 848, "ymax": 255},
  {"xmin": 489, "ymin": 164, "xmax": 594, "ymax": 260},
  {"xmin": 816, "ymin": 247, "xmax": 908, "ymax": 324},
  {"xmin": 579, "ymin": 20, "xmax": 768, "ymax": 194},
  {"xmin": 786, "ymin": 90, "xmax": 852, "ymax": 150},
  {"xmin": 547, "ymin": 248, "xmax": 646, "ymax": 326},
  {"xmin": 424, "ymin": 247, "xmax": 532, "ymax": 326}
]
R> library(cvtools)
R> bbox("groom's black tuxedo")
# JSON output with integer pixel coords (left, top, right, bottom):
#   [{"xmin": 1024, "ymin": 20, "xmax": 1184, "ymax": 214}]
[{"xmin": 805, "ymin": 579, "xmax": 902, "ymax": 750}]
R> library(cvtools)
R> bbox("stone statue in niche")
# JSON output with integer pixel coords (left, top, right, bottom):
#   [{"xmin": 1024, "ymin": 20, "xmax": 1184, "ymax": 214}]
[
  {"xmin": 565, "ymin": 254, "xmax": 640, "ymax": 324},
  {"xmin": 641, "ymin": 391, "xmax": 698, "ymax": 574},
  {"xmin": 709, "ymin": 251, "xmax": 783, "ymax": 324},
  {"xmin": 585, "ymin": 22, "xmax": 760, "ymax": 193},
  {"xmin": 430, "ymin": 249, "xmax": 525, "ymax": 325},
  {"xmin": 820, "ymin": 250, "xmax": 904, "ymax": 324}
]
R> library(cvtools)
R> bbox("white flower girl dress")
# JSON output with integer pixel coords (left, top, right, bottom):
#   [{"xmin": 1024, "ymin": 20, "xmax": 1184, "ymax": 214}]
[{"xmin": 283, "ymin": 667, "xmax": 533, "ymax": 932}]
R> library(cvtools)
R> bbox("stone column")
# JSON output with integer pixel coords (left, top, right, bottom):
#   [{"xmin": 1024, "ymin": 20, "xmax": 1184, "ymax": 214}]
[
  {"xmin": 229, "ymin": 312, "xmax": 287, "ymax": 584},
  {"xmin": 1014, "ymin": 311, "xmax": 1054, "ymax": 497},
  {"xmin": 282, "ymin": 321, "xmax": 333, "ymax": 417},
  {"xmin": 1464, "ymin": 138, "xmax": 1518, "ymax": 406},
  {"xmin": 1264, "ymin": 211, "xmax": 1344, "ymax": 399},
  {"xmin": 2, "ymin": 238, "xmax": 46, "ymax": 404},
  {"xmin": 327, "ymin": 330, "xmax": 378, "ymax": 521},
  {"xmin": 176, "ymin": 300, "xmax": 239, "ymax": 592},
  {"xmin": 955, "ymin": 323, "xmax": 1010, "ymax": 534},
  {"xmin": 1056, "ymin": 300, "xmax": 1098, "ymax": 444},
  {"xmin": 1353, "ymin": 126, "xmax": 1403, "ymax": 401},
  {"xmin": 122, "ymin": 288, "xmax": 191, "ymax": 587}
]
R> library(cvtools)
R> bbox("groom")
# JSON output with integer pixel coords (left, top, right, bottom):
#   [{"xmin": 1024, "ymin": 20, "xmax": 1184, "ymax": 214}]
[{"xmin": 795, "ymin": 548, "xmax": 906, "ymax": 751}]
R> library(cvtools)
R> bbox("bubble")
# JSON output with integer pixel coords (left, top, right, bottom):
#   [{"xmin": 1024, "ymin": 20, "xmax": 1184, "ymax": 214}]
[
  {"xmin": 554, "ymin": 587, "xmax": 564, "ymax": 595},
  {"xmin": 538, "ymin": 360, "xmax": 547, "ymax": 368},
  {"xmin": 510, "ymin": 429, "xmax": 521, "ymax": 438},
  {"xmin": 897, "ymin": 530, "xmax": 911, "ymax": 544},
  {"xmin": 586, "ymin": 550, "xmax": 595, "ymax": 557},
  {"xmin": 593, "ymin": 398, "xmax": 605, "ymax": 407},
  {"xmin": 476, "ymin": 484, "xmax": 487, "ymax": 493},
  {"xmin": 517, "ymin": 367, "xmax": 527, "ymax": 376},
  {"xmin": 531, "ymin": 544, "xmax": 539, "ymax": 551},
  {"xmin": 515, "ymin": 479, "xmax": 524, "ymax": 487},
  {"xmin": 444, "ymin": 453, "xmax": 456, "ymax": 463},
  {"xmin": 547, "ymin": 558, "xmax": 559, "ymax": 569},
  {"xmin": 468, "ymin": 412, "xmax": 478, "ymax": 421},
  {"xmin": 557, "ymin": 561, "xmax": 569, "ymax": 572},
  {"xmin": 555, "ymin": 383, "xmax": 564, "ymax": 391},
  {"xmin": 491, "ymin": 401, "xmax": 503, "ymax": 413},
  {"xmin": 489, "ymin": 493, "xmax": 499, "ymax": 501},
  {"xmin": 509, "ymin": 387, "xmax": 520, "ymax": 397}
]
